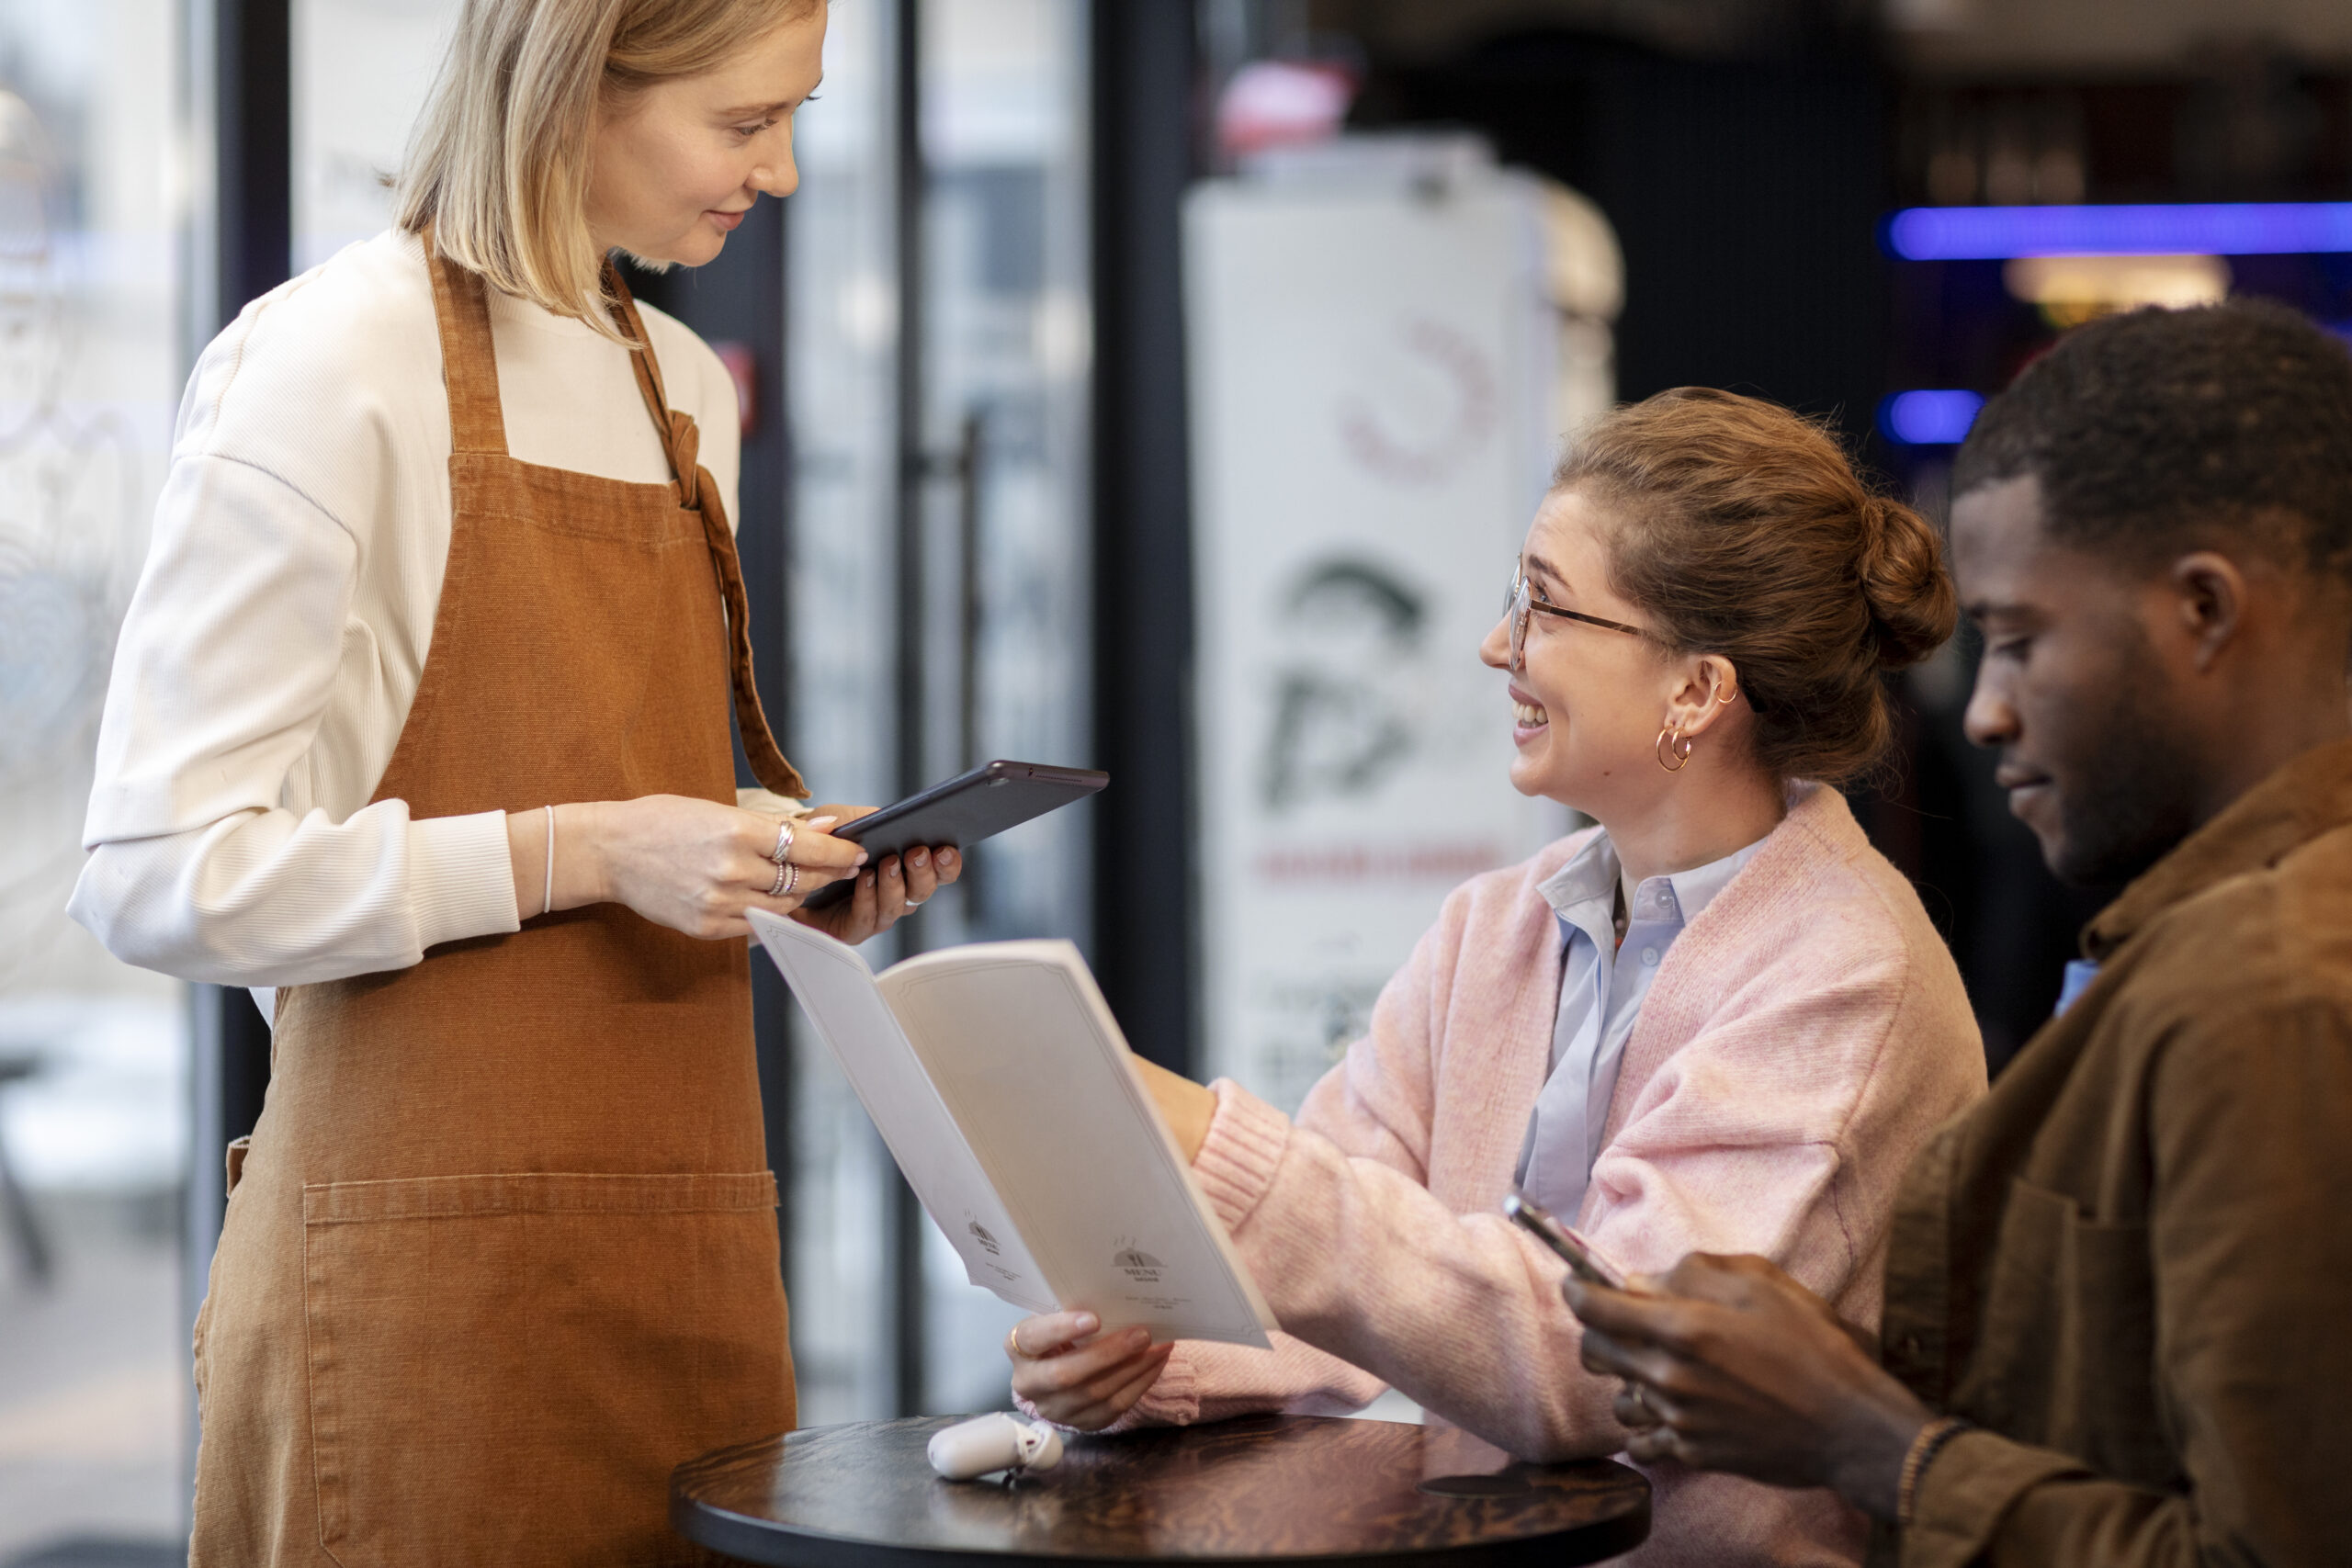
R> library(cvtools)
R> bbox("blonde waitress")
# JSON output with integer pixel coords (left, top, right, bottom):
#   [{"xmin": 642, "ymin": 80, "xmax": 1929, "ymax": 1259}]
[{"xmin": 67, "ymin": 2, "xmax": 933, "ymax": 1562}]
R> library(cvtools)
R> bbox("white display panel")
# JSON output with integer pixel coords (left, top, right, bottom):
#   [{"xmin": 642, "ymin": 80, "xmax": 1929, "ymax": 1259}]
[
  {"xmin": 291, "ymin": 0, "xmax": 461, "ymax": 272},
  {"xmin": 0, "ymin": 0, "xmax": 191, "ymax": 1552},
  {"xmin": 1187, "ymin": 140, "xmax": 1611, "ymax": 1113}
]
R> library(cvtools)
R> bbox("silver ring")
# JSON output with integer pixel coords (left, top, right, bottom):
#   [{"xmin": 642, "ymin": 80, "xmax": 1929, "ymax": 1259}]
[
  {"xmin": 769, "ymin": 860, "xmax": 798, "ymax": 898},
  {"xmin": 902, "ymin": 898, "xmax": 924, "ymax": 909},
  {"xmin": 770, "ymin": 820, "xmax": 795, "ymax": 864}
]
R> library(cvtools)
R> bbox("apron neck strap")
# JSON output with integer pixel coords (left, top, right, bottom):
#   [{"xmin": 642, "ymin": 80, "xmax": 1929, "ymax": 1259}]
[
  {"xmin": 602, "ymin": 260, "xmax": 705, "ymax": 512},
  {"xmin": 421, "ymin": 224, "xmax": 509, "ymax": 458},
  {"xmin": 600, "ymin": 258, "xmax": 801, "ymax": 797}
]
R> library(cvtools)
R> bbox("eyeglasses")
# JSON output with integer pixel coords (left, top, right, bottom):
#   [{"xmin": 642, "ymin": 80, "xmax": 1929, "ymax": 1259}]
[{"xmin": 1503, "ymin": 559, "xmax": 1645, "ymax": 671}]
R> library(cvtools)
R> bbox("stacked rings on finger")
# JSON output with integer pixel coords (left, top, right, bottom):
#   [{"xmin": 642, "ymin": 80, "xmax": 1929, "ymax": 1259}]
[
  {"xmin": 770, "ymin": 820, "xmax": 796, "ymax": 864},
  {"xmin": 769, "ymin": 860, "xmax": 798, "ymax": 898}
]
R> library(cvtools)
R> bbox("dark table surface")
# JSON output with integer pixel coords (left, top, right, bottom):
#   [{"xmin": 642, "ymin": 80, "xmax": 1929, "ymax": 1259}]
[{"xmin": 673, "ymin": 1414, "xmax": 1649, "ymax": 1568}]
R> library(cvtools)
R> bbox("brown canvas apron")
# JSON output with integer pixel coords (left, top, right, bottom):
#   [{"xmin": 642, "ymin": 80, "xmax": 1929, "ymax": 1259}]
[{"xmin": 189, "ymin": 236, "xmax": 810, "ymax": 1568}]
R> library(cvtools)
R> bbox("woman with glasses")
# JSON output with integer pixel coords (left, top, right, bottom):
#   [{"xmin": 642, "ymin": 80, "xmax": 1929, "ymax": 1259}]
[{"xmin": 1008, "ymin": 389, "xmax": 1986, "ymax": 1567}]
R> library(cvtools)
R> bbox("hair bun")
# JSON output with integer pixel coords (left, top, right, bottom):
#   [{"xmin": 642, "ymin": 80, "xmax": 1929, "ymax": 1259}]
[
  {"xmin": 1555, "ymin": 388, "xmax": 1960, "ymax": 784},
  {"xmin": 1854, "ymin": 494, "xmax": 1957, "ymax": 670}
]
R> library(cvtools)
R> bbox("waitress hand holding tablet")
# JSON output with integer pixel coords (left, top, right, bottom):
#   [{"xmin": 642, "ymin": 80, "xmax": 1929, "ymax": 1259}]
[
  {"xmin": 522, "ymin": 785, "xmax": 955, "ymax": 945},
  {"xmin": 65, "ymin": 2, "xmax": 956, "ymax": 1564}
]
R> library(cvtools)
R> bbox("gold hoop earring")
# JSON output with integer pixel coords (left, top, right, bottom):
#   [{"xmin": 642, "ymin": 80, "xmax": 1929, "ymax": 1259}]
[{"xmin": 1657, "ymin": 726, "xmax": 1694, "ymax": 773}]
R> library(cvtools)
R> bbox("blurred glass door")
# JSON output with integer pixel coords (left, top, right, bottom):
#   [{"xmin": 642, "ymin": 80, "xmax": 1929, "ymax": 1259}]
[
  {"xmin": 785, "ymin": 0, "xmax": 1092, "ymax": 1422},
  {"xmin": 0, "ymin": 1, "xmax": 192, "ymax": 1556}
]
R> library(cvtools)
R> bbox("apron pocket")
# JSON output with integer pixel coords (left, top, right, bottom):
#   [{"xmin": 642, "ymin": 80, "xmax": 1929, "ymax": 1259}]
[{"xmin": 302, "ymin": 1170, "xmax": 789, "ymax": 1568}]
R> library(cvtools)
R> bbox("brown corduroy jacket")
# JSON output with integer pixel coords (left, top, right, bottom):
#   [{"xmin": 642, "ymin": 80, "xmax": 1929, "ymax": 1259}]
[{"xmin": 1870, "ymin": 736, "xmax": 2352, "ymax": 1568}]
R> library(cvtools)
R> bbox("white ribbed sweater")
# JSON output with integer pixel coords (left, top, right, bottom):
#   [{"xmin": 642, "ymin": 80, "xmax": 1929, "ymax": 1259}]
[{"xmin": 69, "ymin": 229, "xmax": 743, "ymax": 987}]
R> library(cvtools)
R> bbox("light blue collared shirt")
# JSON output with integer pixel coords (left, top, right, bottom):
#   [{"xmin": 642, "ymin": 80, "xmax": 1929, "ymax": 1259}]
[
  {"xmin": 1514, "ymin": 829, "xmax": 1767, "ymax": 1221},
  {"xmin": 2054, "ymin": 958, "xmax": 2101, "ymax": 1017}
]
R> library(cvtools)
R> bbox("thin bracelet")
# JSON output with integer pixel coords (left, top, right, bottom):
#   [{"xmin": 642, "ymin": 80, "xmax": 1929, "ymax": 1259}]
[
  {"xmin": 1895, "ymin": 1416, "xmax": 1972, "ymax": 1529},
  {"xmin": 542, "ymin": 804, "xmax": 556, "ymax": 918}
]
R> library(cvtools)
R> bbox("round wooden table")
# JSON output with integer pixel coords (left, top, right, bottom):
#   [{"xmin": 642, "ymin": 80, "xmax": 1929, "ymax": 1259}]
[{"xmin": 672, "ymin": 1415, "xmax": 1650, "ymax": 1568}]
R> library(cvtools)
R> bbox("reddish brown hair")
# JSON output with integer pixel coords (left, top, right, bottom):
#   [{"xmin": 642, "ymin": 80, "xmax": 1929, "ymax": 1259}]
[{"xmin": 1555, "ymin": 387, "xmax": 1955, "ymax": 784}]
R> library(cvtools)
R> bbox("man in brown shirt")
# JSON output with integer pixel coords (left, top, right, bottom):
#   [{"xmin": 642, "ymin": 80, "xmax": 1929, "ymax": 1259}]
[{"xmin": 1568, "ymin": 299, "xmax": 2352, "ymax": 1566}]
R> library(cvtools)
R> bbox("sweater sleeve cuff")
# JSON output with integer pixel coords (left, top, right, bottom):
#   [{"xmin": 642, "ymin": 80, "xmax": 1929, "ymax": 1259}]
[
  {"xmin": 1117, "ymin": 1345, "xmax": 1201, "ymax": 1428},
  {"xmin": 1193, "ymin": 1079, "xmax": 1292, "ymax": 1235},
  {"xmin": 1012, "ymin": 1346, "xmax": 1201, "ymax": 1434},
  {"xmin": 1900, "ymin": 1428, "xmax": 2094, "ymax": 1568},
  {"xmin": 408, "ymin": 809, "xmax": 521, "ymax": 952}
]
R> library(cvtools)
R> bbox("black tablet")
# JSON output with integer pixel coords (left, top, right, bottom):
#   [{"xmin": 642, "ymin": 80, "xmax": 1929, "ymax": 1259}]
[{"xmin": 797, "ymin": 760, "xmax": 1109, "ymax": 909}]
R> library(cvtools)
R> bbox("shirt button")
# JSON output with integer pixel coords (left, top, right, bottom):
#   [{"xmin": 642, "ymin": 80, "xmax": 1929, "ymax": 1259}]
[{"xmin": 1640, "ymin": 946, "xmax": 1659, "ymax": 966}]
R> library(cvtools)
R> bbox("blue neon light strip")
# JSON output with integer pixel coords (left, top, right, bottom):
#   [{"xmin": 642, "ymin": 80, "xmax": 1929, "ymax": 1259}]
[
  {"xmin": 1883, "ymin": 203, "xmax": 2352, "ymax": 260},
  {"xmin": 1880, "ymin": 390, "xmax": 1984, "ymax": 446}
]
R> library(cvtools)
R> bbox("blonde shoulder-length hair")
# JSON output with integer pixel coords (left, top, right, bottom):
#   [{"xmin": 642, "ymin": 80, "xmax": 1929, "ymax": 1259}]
[{"xmin": 395, "ymin": 0, "xmax": 815, "ymax": 339}]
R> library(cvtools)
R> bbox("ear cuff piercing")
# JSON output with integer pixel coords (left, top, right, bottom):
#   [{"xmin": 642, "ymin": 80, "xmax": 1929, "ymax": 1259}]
[{"xmin": 1657, "ymin": 671, "xmax": 1736, "ymax": 771}]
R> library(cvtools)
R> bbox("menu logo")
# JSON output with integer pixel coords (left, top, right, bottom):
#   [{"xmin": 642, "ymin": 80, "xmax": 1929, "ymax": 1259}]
[
  {"xmin": 967, "ymin": 1218, "xmax": 1001, "ymax": 1257},
  {"xmin": 1112, "ymin": 1236, "xmax": 1164, "ymax": 1284}
]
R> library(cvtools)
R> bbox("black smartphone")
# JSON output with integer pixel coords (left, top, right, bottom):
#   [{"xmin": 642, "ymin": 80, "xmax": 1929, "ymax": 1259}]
[
  {"xmin": 797, "ymin": 760, "xmax": 1109, "ymax": 910},
  {"xmin": 1503, "ymin": 1190, "xmax": 1628, "ymax": 1290}
]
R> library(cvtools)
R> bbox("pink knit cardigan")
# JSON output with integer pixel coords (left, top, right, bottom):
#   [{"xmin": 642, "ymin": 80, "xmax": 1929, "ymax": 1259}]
[{"xmin": 1127, "ymin": 784, "xmax": 1985, "ymax": 1567}]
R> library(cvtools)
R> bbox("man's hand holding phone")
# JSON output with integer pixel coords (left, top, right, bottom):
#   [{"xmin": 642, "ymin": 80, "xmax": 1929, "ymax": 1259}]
[
  {"xmin": 1562, "ymin": 1252, "xmax": 1931, "ymax": 1519},
  {"xmin": 1512, "ymin": 1189, "xmax": 1917, "ymax": 1495}
]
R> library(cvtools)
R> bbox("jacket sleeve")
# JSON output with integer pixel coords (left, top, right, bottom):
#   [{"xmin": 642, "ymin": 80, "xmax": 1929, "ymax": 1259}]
[{"xmin": 1901, "ymin": 999, "xmax": 2352, "ymax": 1568}]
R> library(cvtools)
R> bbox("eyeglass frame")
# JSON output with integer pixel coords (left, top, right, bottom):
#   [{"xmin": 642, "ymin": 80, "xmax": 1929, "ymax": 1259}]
[{"xmin": 1503, "ymin": 559, "xmax": 1647, "ymax": 671}]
